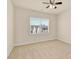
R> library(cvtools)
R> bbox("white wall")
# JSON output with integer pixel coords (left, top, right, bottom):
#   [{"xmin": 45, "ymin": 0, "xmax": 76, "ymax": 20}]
[
  {"xmin": 14, "ymin": 7, "xmax": 57, "ymax": 46},
  {"xmin": 57, "ymin": 11, "xmax": 71, "ymax": 43},
  {"xmin": 7, "ymin": 0, "xmax": 70, "ymax": 56},
  {"xmin": 7, "ymin": 0, "xmax": 14, "ymax": 57}
]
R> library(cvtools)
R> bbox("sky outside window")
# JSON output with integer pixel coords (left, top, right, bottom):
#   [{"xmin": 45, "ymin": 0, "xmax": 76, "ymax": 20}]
[{"xmin": 30, "ymin": 17, "xmax": 48, "ymax": 26}]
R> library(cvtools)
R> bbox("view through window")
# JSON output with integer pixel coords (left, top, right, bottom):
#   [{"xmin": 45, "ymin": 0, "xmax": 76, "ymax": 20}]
[{"xmin": 30, "ymin": 17, "xmax": 49, "ymax": 34}]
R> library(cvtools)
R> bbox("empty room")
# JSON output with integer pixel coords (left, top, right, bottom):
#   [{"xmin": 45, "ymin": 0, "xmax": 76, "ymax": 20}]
[{"xmin": 7, "ymin": 0, "xmax": 71, "ymax": 59}]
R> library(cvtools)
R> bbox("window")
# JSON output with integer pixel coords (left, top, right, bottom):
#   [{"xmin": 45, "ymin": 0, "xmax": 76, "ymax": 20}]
[{"xmin": 30, "ymin": 17, "xmax": 49, "ymax": 34}]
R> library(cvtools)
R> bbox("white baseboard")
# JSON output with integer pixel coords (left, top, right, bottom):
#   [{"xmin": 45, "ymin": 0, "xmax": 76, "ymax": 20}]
[
  {"xmin": 14, "ymin": 38, "xmax": 56, "ymax": 46},
  {"xmin": 56, "ymin": 37, "xmax": 71, "ymax": 44},
  {"xmin": 14, "ymin": 37, "xmax": 70, "ymax": 47},
  {"xmin": 7, "ymin": 47, "xmax": 14, "ymax": 57}
]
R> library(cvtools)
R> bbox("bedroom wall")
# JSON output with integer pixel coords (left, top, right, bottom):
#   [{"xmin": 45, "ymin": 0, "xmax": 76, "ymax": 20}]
[
  {"xmin": 57, "ymin": 11, "xmax": 71, "ymax": 43},
  {"xmin": 14, "ymin": 7, "xmax": 57, "ymax": 46},
  {"xmin": 7, "ymin": 0, "xmax": 14, "ymax": 57}
]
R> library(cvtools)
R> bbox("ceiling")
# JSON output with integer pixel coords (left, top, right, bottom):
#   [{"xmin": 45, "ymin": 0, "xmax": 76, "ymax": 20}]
[{"xmin": 12, "ymin": 0, "xmax": 70, "ymax": 14}]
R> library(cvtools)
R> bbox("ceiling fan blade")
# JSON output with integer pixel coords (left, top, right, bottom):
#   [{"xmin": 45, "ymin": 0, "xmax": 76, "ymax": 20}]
[
  {"xmin": 52, "ymin": 0, "xmax": 55, "ymax": 3},
  {"xmin": 50, "ymin": 0, "xmax": 53, "ymax": 3},
  {"xmin": 42, "ymin": 2, "xmax": 49, "ymax": 4},
  {"xmin": 46, "ymin": 5, "xmax": 50, "ymax": 8},
  {"xmin": 50, "ymin": 0, "xmax": 51, "ymax": 3},
  {"xmin": 50, "ymin": 0, "xmax": 54, "ymax": 4},
  {"xmin": 55, "ymin": 2, "xmax": 62, "ymax": 5}
]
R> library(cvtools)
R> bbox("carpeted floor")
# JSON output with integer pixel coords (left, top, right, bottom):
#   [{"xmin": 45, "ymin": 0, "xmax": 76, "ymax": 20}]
[{"xmin": 8, "ymin": 39, "xmax": 71, "ymax": 59}]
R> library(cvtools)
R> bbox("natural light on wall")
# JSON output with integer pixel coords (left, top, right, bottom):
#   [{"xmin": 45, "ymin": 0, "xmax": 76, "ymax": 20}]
[{"xmin": 30, "ymin": 17, "xmax": 49, "ymax": 34}]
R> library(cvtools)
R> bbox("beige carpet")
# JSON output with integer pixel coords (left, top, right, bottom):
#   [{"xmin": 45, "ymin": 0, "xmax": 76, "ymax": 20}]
[{"xmin": 8, "ymin": 40, "xmax": 71, "ymax": 59}]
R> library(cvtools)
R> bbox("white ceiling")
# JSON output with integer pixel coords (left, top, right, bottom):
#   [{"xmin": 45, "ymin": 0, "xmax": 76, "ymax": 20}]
[{"xmin": 12, "ymin": 0, "xmax": 70, "ymax": 14}]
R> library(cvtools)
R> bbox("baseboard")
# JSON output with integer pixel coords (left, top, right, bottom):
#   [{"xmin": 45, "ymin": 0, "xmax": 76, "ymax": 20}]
[
  {"xmin": 14, "ymin": 38, "xmax": 70, "ymax": 47},
  {"xmin": 7, "ymin": 47, "xmax": 14, "ymax": 58},
  {"xmin": 15, "ymin": 38, "xmax": 57, "ymax": 47},
  {"xmin": 57, "ymin": 39, "xmax": 71, "ymax": 44}
]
